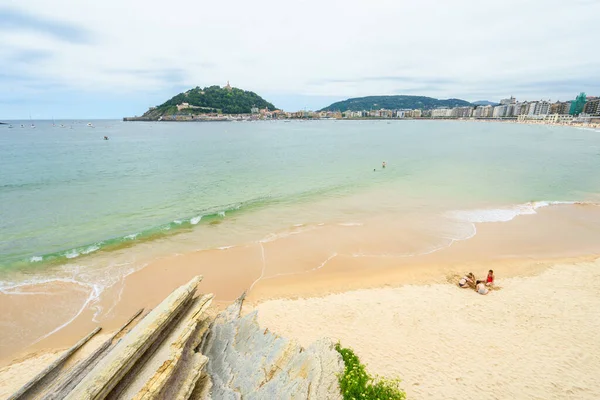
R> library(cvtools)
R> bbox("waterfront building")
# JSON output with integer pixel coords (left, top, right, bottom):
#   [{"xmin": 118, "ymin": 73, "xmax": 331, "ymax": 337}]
[
  {"xmin": 482, "ymin": 105, "xmax": 493, "ymax": 117},
  {"xmin": 545, "ymin": 114, "xmax": 574, "ymax": 124},
  {"xmin": 452, "ymin": 106, "xmax": 473, "ymax": 118},
  {"xmin": 380, "ymin": 109, "xmax": 393, "ymax": 118},
  {"xmin": 517, "ymin": 102, "xmax": 529, "ymax": 115},
  {"xmin": 559, "ymin": 101, "xmax": 572, "ymax": 114},
  {"xmin": 583, "ymin": 98, "xmax": 600, "ymax": 115},
  {"xmin": 506, "ymin": 103, "xmax": 520, "ymax": 117},
  {"xmin": 431, "ymin": 108, "xmax": 452, "ymax": 118},
  {"xmin": 493, "ymin": 105, "xmax": 507, "ymax": 118},
  {"xmin": 534, "ymin": 101, "xmax": 551, "ymax": 116},
  {"xmin": 549, "ymin": 102, "xmax": 561, "ymax": 114}
]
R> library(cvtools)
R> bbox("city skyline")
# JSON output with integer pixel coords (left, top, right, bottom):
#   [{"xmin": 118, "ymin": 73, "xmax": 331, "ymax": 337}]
[{"xmin": 1, "ymin": 0, "xmax": 600, "ymax": 119}]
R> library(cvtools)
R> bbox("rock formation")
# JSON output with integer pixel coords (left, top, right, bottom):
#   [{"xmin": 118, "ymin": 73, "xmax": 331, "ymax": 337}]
[
  {"xmin": 9, "ymin": 276, "xmax": 343, "ymax": 399},
  {"xmin": 201, "ymin": 295, "xmax": 343, "ymax": 399}
]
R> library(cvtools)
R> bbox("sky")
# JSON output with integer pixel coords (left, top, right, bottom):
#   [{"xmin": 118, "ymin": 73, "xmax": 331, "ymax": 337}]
[{"xmin": 1, "ymin": 0, "xmax": 599, "ymax": 118}]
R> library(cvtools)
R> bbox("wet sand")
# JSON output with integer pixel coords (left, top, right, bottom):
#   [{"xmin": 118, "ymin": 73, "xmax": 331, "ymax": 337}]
[{"xmin": 1, "ymin": 204, "xmax": 600, "ymax": 394}]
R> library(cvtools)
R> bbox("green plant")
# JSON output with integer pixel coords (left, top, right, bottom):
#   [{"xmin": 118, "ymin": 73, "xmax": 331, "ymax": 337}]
[{"xmin": 335, "ymin": 343, "xmax": 406, "ymax": 400}]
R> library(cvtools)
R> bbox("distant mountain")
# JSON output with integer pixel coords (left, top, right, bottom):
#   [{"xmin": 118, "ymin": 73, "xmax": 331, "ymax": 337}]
[
  {"xmin": 140, "ymin": 85, "xmax": 277, "ymax": 119},
  {"xmin": 319, "ymin": 95, "xmax": 473, "ymax": 112},
  {"xmin": 472, "ymin": 100, "xmax": 498, "ymax": 106}
]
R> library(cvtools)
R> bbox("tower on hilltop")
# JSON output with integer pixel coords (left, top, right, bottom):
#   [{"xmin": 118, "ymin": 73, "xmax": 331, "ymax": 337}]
[{"xmin": 225, "ymin": 81, "xmax": 232, "ymax": 91}]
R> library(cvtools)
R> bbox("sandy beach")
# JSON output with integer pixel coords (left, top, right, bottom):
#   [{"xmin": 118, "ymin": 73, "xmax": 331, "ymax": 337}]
[
  {"xmin": 2, "ymin": 203, "xmax": 600, "ymax": 398},
  {"xmin": 255, "ymin": 259, "xmax": 600, "ymax": 400}
]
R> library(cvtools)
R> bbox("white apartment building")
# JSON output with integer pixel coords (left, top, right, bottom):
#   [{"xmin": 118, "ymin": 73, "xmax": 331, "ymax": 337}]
[
  {"xmin": 534, "ymin": 101, "xmax": 551, "ymax": 116},
  {"xmin": 431, "ymin": 108, "xmax": 452, "ymax": 118},
  {"xmin": 452, "ymin": 107, "xmax": 473, "ymax": 118},
  {"xmin": 505, "ymin": 103, "xmax": 520, "ymax": 117},
  {"xmin": 493, "ymin": 105, "xmax": 507, "ymax": 117},
  {"xmin": 482, "ymin": 105, "xmax": 493, "ymax": 117}
]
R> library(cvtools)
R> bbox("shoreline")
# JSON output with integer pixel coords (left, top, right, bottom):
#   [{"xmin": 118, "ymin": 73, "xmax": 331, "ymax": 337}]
[
  {"xmin": 2, "ymin": 203, "xmax": 600, "ymax": 367},
  {"xmin": 119, "ymin": 116, "xmax": 600, "ymax": 129},
  {"xmin": 2, "ymin": 252, "xmax": 599, "ymax": 398}
]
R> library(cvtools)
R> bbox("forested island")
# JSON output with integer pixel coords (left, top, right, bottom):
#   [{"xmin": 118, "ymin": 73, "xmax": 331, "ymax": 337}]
[{"xmin": 126, "ymin": 84, "xmax": 277, "ymax": 121}]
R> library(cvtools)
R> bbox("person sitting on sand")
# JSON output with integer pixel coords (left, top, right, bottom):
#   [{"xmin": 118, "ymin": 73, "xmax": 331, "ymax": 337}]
[
  {"xmin": 475, "ymin": 280, "xmax": 489, "ymax": 295},
  {"xmin": 458, "ymin": 273, "xmax": 475, "ymax": 289},
  {"xmin": 486, "ymin": 269, "xmax": 494, "ymax": 286}
]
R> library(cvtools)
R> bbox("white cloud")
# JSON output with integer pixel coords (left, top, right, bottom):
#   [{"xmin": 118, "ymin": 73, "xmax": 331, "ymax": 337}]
[{"xmin": 2, "ymin": 0, "xmax": 599, "ymax": 111}]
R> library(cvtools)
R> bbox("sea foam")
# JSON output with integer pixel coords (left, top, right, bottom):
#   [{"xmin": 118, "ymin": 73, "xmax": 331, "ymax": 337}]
[{"xmin": 448, "ymin": 201, "xmax": 578, "ymax": 223}]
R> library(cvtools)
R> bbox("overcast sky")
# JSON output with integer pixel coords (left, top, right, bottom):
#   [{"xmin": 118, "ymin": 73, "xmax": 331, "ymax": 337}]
[{"xmin": 1, "ymin": 0, "xmax": 599, "ymax": 118}]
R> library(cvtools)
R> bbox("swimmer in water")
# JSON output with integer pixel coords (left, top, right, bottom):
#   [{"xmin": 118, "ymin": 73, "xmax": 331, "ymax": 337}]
[{"xmin": 382, "ymin": 161, "xmax": 386, "ymax": 168}]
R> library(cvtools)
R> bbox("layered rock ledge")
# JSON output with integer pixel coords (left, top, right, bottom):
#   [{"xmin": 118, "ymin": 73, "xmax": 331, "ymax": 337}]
[{"xmin": 8, "ymin": 276, "xmax": 343, "ymax": 400}]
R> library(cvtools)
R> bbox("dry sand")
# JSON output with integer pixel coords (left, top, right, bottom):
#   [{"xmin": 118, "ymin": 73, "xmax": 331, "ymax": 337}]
[{"xmin": 256, "ymin": 259, "xmax": 600, "ymax": 400}]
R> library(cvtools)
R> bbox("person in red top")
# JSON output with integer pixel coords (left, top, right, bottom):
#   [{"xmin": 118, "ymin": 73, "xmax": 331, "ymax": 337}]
[{"xmin": 486, "ymin": 270, "xmax": 494, "ymax": 286}]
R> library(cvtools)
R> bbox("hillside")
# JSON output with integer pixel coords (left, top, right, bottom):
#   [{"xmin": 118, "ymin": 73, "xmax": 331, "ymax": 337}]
[
  {"xmin": 141, "ymin": 85, "xmax": 277, "ymax": 119},
  {"xmin": 320, "ymin": 95, "xmax": 472, "ymax": 112}
]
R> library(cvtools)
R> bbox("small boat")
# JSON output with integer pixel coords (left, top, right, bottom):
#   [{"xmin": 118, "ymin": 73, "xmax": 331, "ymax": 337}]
[
  {"xmin": 87, "ymin": 122, "xmax": 94, "ymax": 128},
  {"xmin": 31, "ymin": 124, "xmax": 35, "ymax": 128},
  {"xmin": 8, "ymin": 124, "xmax": 13, "ymax": 128},
  {"xmin": 20, "ymin": 124, "xmax": 25, "ymax": 128}
]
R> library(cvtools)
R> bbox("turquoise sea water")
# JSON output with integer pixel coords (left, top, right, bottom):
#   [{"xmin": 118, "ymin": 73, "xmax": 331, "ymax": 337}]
[{"xmin": 1, "ymin": 120, "xmax": 599, "ymax": 281}]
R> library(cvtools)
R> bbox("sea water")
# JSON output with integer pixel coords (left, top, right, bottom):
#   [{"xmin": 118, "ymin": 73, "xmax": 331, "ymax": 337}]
[{"xmin": 1, "ymin": 119, "xmax": 599, "ymax": 288}]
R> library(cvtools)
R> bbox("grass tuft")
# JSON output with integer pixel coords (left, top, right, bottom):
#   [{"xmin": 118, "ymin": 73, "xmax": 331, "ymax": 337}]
[{"xmin": 335, "ymin": 342, "xmax": 406, "ymax": 400}]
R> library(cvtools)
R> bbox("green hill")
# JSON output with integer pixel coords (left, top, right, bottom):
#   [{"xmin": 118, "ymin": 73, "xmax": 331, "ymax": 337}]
[
  {"xmin": 141, "ymin": 85, "xmax": 277, "ymax": 118},
  {"xmin": 320, "ymin": 95, "xmax": 472, "ymax": 112}
]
